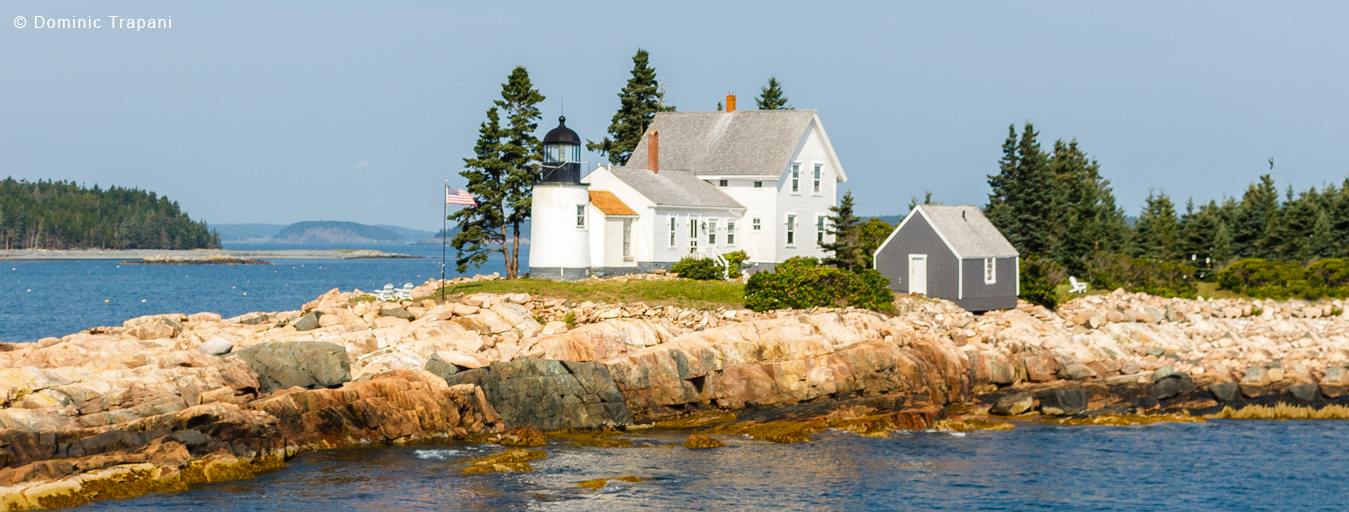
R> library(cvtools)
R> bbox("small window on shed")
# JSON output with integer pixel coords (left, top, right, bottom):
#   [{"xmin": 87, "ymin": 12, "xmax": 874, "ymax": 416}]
[{"xmin": 984, "ymin": 258, "xmax": 996, "ymax": 284}]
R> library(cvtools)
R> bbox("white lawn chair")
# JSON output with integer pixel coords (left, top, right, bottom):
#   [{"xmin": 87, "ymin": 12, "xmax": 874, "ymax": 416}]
[
  {"xmin": 1068, "ymin": 276, "xmax": 1088, "ymax": 294},
  {"xmin": 374, "ymin": 284, "xmax": 395, "ymax": 301},
  {"xmin": 395, "ymin": 283, "xmax": 415, "ymax": 301}
]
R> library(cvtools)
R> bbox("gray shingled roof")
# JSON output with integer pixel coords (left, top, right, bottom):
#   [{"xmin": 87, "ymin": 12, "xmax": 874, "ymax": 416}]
[
  {"xmin": 627, "ymin": 110, "xmax": 817, "ymax": 176},
  {"xmin": 917, "ymin": 205, "xmax": 1019, "ymax": 258},
  {"xmin": 605, "ymin": 166, "xmax": 744, "ymax": 209}
]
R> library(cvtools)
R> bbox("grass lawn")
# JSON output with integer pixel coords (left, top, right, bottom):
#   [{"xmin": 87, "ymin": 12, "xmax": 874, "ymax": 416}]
[{"xmin": 417, "ymin": 278, "xmax": 747, "ymax": 310}]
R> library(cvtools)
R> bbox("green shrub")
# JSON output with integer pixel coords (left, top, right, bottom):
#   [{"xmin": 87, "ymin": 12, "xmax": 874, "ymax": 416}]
[
  {"xmin": 1086, "ymin": 253, "xmax": 1197, "ymax": 298},
  {"xmin": 1214, "ymin": 258, "xmax": 1335, "ymax": 299},
  {"xmin": 723, "ymin": 250, "xmax": 749, "ymax": 278},
  {"xmin": 671, "ymin": 257, "xmax": 724, "ymax": 280},
  {"xmin": 743, "ymin": 257, "xmax": 894, "ymax": 312},
  {"xmin": 1019, "ymin": 257, "xmax": 1060, "ymax": 310}
]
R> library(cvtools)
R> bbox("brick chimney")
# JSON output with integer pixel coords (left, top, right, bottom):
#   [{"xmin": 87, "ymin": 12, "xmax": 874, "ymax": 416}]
[
  {"xmin": 726, "ymin": 93, "xmax": 736, "ymax": 113},
  {"xmin": 647, "ymin": 130, "xmax": 659, "ymax": 173}
]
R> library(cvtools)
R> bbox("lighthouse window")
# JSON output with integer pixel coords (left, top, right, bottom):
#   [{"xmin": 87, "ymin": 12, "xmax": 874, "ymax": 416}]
[
  {"xmin": 791, "ymin": 164, "xmax": 800, "ymax": 193},
  {"xmin": 813, "ymin": 164, "xmax": 822, "ymax": 194},
  {"xmin": 576, "ymin": 205, "xmax": 586, "ymax": 228}
]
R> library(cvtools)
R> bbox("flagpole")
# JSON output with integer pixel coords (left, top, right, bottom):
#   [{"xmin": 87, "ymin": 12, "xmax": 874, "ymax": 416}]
[{"xmin": 441, "ymin": 180, "xmax": 447, "ymax": 303}]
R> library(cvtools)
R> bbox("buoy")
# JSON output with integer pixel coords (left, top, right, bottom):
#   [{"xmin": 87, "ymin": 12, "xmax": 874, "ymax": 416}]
[
  {"xmin": 141, "ymin": 299, "xmax": 146, "ymax": 302},
  {"xmin": 104, "ymin": 299, "xmax": 109, "ymax": 303},
  {"xmin": 243, "ymin": 292, "xmax": 247, "ymax": 296}
]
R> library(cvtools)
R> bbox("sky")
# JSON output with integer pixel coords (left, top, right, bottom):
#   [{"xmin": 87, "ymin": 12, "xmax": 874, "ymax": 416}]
[{"xmin": 3, "ymin": 1, "xmax": 1348, "ymax": 230}]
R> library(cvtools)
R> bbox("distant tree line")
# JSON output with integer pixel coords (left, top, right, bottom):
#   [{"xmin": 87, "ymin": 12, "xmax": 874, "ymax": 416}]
[
  {"xmin": 0, "ymin": 178, "xmax": 220, "ymax": 250},
  {"xmin": 985, "ymin": 123, "xmax": 1349, "ymax": 303}
]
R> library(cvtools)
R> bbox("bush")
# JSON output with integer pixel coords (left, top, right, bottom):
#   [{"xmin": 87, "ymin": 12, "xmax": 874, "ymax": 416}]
[
  {"xmin": 723, "ymin": 250, "xmax": 749, "ymax": 278},
  {"xmin": 1086, "ymin": 253, "xmax": 1197, "ymax": 298},
  {"xmin": 743, "ymin": 257, "xmax": 895, "ymax": 312},
  {"xmin": 1019, "ymin": 256, "xmax": 1060, "ymax": 310},
  {"xmin": 1216, "ymin": 258, "xmax": 1349, "ymax": 299},
  {"xmin": 671, "ymin": 257, "xmax": 724, "ymax": 280}
]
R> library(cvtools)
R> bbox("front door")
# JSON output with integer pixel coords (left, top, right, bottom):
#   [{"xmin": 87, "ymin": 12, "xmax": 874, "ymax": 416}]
[{"xmin": 908, "ymin": 254, "xmax": 927, "ymax": 295}]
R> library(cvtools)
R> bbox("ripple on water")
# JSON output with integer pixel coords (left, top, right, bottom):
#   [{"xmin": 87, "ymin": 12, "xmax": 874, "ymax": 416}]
[{"xmin": 75, "ymin": 421, "xmax": 1349, "ymax": 511}]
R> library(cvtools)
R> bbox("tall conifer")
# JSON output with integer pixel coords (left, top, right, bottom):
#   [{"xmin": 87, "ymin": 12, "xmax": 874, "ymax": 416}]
[
  {"xmin": 820, "ymin": 190, "xmax": 864, "ymax": 271},
  {"xmin": 587, "ymin": 49, "xmax": 674, "ymax": 165},
  {"xmin": 756, "ymin": 76, "xmax": 792, "ymax": 110}
]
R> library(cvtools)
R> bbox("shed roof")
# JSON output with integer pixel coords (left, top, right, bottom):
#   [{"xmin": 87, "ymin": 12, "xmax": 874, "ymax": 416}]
[
  {"xmin": 588, "ymin": 190, "xmax": 637, "ymax": 216},
  {"xmin": 626, "ymin": 110, "xmax": 822, "ymax": 177},
  {"xmin": 603, "ymin": 166, "xmax": 744, "ymax": 209},
  {"xmin": 904, "ymin": 205, "xmax": 1019, "ymax": 259}
]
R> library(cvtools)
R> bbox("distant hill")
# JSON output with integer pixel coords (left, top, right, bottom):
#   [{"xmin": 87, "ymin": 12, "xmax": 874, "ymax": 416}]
[
  {"xmin": 273, "ymin": 221, "xmax": 406, "ymax": 243},
  {"xmin": 865, "ymin": 215, "xmax": 904, "ymax": 225},
  {"xmin": 374, "ymin": 225, "xmax": 437, "ymax": 242},
  {"xmin": 213, "ymin": 223, "xmax": 287, "ymax": 241},
  {"xmin": 0, "ymin": 178, "xmax": 219, "ymax": 250}
]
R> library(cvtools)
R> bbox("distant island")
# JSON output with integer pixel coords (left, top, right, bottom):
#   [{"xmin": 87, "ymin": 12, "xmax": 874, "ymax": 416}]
[
  {"xmin": 214, "ymin": 221, "xmax": 438, "ymax": 243},
  {"xmin": 0, "ymin": 178, "xmax": 219, "ymax": 250}
]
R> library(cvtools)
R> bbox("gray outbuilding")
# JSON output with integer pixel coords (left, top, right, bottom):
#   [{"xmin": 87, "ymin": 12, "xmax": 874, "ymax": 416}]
[{"xmin": 873, "ymin": 205, "xmax": 1020, "ymax": 312}]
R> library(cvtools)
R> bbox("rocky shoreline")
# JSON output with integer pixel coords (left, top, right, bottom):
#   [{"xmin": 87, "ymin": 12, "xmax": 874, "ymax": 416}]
[
  {"xmin": 119, "ymin": 255, "xmax": 272, "ymax": 265},
  {"xmin": 2, "ymin": 277, "xmax": 1349, "ymax": 508}
]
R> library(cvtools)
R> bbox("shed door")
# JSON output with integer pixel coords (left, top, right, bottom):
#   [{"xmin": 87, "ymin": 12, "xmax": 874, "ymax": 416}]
[{"xmin": 908, "ymin": 254, "xmax": 927, "ymax": 295}]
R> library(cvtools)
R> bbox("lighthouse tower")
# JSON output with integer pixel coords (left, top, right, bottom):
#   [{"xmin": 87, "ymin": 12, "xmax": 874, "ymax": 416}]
[{"xmin": 529, "ymin": 116, "xmax": 591, "ymax": 280}]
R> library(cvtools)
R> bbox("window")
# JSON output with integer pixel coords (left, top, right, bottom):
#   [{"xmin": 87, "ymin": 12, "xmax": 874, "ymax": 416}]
[
  {"xmin": 752, "ymin": 218, "xmax": 761, "ymax": 231},
  {"xmin": 622, "ymin": 219, "xmax": 633, "ymax": 258},
  {"xmin": 718, "ymin": 179, "xmax": 728, "ymax": 187},
  {"xmin": 754, "ymin": 181, "xmax": 763, "ymax": 188},
  {"xmin": 708, "ymin": 219, "xmax": 718, "ymax": 245},
  {"xmin": 669, "ymin": 216, "xmax": 677, "ymax": 247},
  {"xmin": 817, "ymin": 216, "xmax": 826, "ymax": 243},
  {"xmin": 984, "ymin": 258, "xmax": 997, "ymax": 284},
  {"xmin": 576, "ymin": 205, "xmax": 586, "ymax": 228},
  {"xmin": 791, "ymin": 164, "xmax": 800, "ymax": 193},
  {"xmin": 786, "ymin": 215, "xmax": 797, "ymax": 246},
  {"xmin": 727, "ymin": 221, "xmax": 736, "ymax": 245},
  {"xmin": 813, "ymin": 164, "xmax": 822, "ymax": 194}
]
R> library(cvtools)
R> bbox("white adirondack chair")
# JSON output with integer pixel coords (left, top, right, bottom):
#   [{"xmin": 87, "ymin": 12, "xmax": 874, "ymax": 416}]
[
  {"xmin": 395, "ymin": 283, "xmax": 415, "ymax": 300},
  {"xmin": 374, "ymin": 284, "xmax": 395, "ymax": 301},
  {"xmin": 1068, "ymin": 276, "xmax": 1088, "ymax": 294}
]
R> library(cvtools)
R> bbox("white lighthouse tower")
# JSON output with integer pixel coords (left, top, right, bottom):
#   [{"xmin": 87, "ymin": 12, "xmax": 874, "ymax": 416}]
[{"xmin": 529, "ymin": 116, "xmax": 591, "ymax": 280}]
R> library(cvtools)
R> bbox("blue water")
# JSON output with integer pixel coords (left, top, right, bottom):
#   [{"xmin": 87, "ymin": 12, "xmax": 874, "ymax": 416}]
[
  {"xmin": 71, "ymin": 420, "xmax": 1349, "ymax": 511},
  {"xmin": 0, "ymin": 243, "xmax": 527, "ymax": 343}
]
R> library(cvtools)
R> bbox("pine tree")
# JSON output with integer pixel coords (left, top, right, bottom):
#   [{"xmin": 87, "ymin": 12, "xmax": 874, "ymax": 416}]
[
  {"xmin": 1310, "ymin": 209, "xmax": 1334, "ymax": 261},
  {"xmin": 1211, "ymin": 220, "xmax": 1235, "ymax": 265},
  {"xmin": 985, "ymin": 123, "xmax": 1056, "ymax": 257},
  {"xmin": 493, "ymin": 66, "xmax": 546, "ymax": 278},
  {"xmin": 449, "ymin": 67, "xmax": 546, "ymax": 279},
  {"xmin": 756, "ymin": 76, "xmax": 792, "ymax": 110},
  {"xmin": 1048, "ymin": 139, "xmax": 1127, "ymax": 274},
  {"xmin": 1232, "ymin": 174, "xmax": 1278, "ymax": 258},
  {"xmin": 587, "ymin": 49, "xmax": 674, "ymax": 165},
  {"xmin": 450, "ymin": 107, "xmax": 509, "ymax": 273},
  {"xmin": 1131, "ymin": 190, "xmax": 1179, "ymax": 260},
  {"xmin": 820, "ymin": 190, "xmax": 863, "ymax": 271},
  {"xmin": 1279, "ymin": 188, "xmax": 1318, "ymax": 261}
]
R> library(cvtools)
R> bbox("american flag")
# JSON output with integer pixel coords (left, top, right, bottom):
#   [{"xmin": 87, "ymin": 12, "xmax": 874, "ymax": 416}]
[{"xmin": 446, "ymin": 185, "xmax": 477, "ymax": 206}]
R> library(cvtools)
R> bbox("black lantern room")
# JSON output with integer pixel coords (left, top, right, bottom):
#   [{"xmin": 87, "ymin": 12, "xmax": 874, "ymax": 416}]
[{"xmin": 541, "ymin": 116, "xmax": 581, "ymax": 183}]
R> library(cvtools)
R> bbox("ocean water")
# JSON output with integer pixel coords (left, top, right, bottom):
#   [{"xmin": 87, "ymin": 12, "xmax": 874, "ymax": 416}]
[
  {"xmin": 72, "ymin": 420, "xmax": 1349, "ymax": 511},
  {"xmin": 0, "ymin": 243, "xmax": 527, "ymax": 343}
]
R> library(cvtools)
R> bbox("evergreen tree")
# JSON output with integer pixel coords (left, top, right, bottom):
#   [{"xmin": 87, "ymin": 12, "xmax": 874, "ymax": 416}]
[
  {"xmin": 1279, "ymin": 188, "xmax": 1319, "ymax": 261},
  {"xmin": 756, "ymin": 76, "xmax": 792, "ymax": 110},
  {"xmin": 1132, "ymin": 191, "xmax": 1180, "ymax": 260},
  {"xmin": 1211, "ymin": 220, "xmax": 1235, "ymax": 265},
  {"xmin": 587, "ymin": 49, "xmax": 674, "ymax": 165},
  {"xmin": 820, "ymin": 190, "xmax": 864, "ymax": 271},
  {"xmin": 450, "ymin": 107, "xmax": 509, "ymax": 274},
  {"xmin": 450, "ymin": 67, "xmax": 546, "ymax": 279},
  {"xmin": 1331, "ymin": 179, "xmax": 1349, "ymax": 257},
  {"xmin": 1310, "ymin": 209, "xmax": 1334, "ymax": 261},
  {"xmin": 985, "ymin": 123, "xmax": 1056, "ymax": 257},
  {"xmin": 1232, "ymin": 174, "xmax": 1278, "ymax": 258},
  {"xmin": 1048, "ymin": 139, "xmax": 1127, "ymax": 274}
]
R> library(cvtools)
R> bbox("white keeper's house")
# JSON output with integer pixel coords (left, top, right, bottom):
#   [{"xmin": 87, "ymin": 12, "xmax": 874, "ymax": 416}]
[{"xmin": 528, "ymin": 94, "xmax": 848, "ymax": 280}]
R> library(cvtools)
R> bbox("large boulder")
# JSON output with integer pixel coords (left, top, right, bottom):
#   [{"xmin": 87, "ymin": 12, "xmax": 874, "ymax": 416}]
[
  {"xmin": 232, "ymin": 341, "xmax": 351, "ymax": 393},
  {"xmin": 1034, "ymin": 388, "xmax": 1088, "ymax": 415},
  {"xmin": 198, "ymin": 338, "xmax": 234, "ymax": 356},
  {"xmin": 293, "ymin": 312, "xmax": 323, "ymax": 332},
  {"xmin": 1148, "ymin": 373, "xmax": 1195, "ymax": 401},
  {"xmin": 989, "ymin": 391, "xmax": 1034, "ymax": 416},
  {"xmin": 445, "ymin": 359, "xmax": 633, "ymax": 431},
  {"xmin": 1208, "ymin": 382, "xmax": 1241, "ymax": 404}
]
